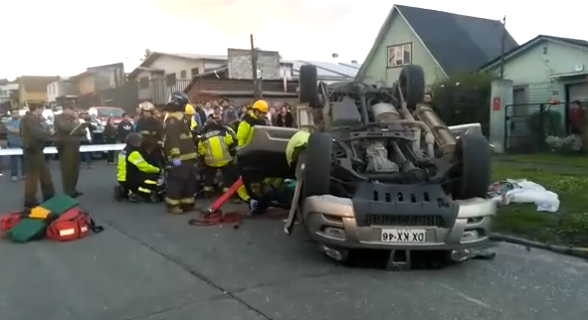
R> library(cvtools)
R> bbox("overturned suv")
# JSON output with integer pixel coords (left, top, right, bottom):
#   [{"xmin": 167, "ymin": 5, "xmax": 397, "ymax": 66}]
[{"xmin": 237, "ymin": 65, "xmax": 495, "ymax": 268}]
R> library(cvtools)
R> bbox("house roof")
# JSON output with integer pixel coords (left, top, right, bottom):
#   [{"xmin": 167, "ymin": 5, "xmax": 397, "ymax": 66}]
[
  {"xmin": 479, "ymin": 35, "xmax": 588, "ymax": 71},
  {"xmin": 18, "ymin": 76, "xmax": 59, "ymax": 92},
  {"xmin": 70, "ymin": 62, "xmax": 124, "ymax": 81},
  {"xmin": 357, "ymin": 5, "xmax": 519, "ymax": 80}
]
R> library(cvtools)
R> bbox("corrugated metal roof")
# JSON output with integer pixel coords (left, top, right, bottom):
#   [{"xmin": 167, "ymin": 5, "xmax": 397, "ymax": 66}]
[{"xmin": 166, "ymin": 53, "xmax": 228, "ymax": 61}]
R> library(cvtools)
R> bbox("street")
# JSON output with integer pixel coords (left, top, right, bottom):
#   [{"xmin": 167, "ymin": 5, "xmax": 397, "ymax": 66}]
[{"xmin": 0, "ymin": 163, "xmax": 587, "ymax": 320}]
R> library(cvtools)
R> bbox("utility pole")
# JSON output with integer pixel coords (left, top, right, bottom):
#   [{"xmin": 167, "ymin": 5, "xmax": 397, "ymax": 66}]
[
  {"xmin": 250, "ymin": 34, "xmax": 262, "ymax": 99},
  {"xmin": 499, "ymin": 15, "xmax": 507, "ymax": 79}
]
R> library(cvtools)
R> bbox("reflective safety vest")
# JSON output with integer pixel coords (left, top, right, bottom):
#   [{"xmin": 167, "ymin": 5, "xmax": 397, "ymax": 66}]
[
  {"xmin": 116, "ymin": 145, "xmax": 160, "ymax": 183},
  {"xmin": 197, "ymin": 127, "xmax": 236, "ymax": 167}
]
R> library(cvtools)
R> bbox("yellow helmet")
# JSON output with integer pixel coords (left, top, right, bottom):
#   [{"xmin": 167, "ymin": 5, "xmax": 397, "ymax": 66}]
[
  {"xmin": 185, "ymin": 104, "xmax": 195, "ymax": 115},
  {"xmin": 251, "ymin": 100, "xmax": 269, "ymax": 113}
]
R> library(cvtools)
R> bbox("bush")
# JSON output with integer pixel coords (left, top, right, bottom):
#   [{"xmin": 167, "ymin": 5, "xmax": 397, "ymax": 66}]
[
  {"xmin": 545, "ymin": 135, "xmax": 582, "ymax": 154},
  {"xmin": 526, "ymin": 109, "xmax": 565, "ymax": 137},
  {"xmin": 431, "ymin": 72, "xmax": 493, "ymax": 136}
]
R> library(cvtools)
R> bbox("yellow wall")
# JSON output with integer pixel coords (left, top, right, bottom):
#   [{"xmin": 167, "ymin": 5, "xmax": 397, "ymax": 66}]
[
  {"xmin": 19, "ymin": 87, "xmax": 47, "ymax": 104},
  {"xmin": 77, "ymin": 75, "xmax": 95, "ymax": 95}
]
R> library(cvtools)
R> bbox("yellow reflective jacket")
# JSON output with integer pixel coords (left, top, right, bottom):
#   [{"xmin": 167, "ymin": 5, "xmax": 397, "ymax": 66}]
[
  {"xmin": 236, "ymin": 112, "xmax": 266, "ymax": 147},
  {"xmin": 285, "ymin": 131, "xmax": 310, "ymax": 166},
  {"xmin": 117, "ymin": 146, "xmax": 160, "ymax": 182},
  {"xmin": 197, "ymin": 125, "xmax": 236, "ymax": 167}
]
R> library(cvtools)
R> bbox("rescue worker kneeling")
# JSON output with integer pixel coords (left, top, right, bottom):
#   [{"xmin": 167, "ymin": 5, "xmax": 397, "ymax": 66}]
[
  {"xmin": 116, "ymin": 133, "xmax": 163, "ymax": 202},
  {"xmin": 198, "ymin": 115, "xmax": 237, "ymax": 197},
  {"xmin": 235, "ymin": 99, "xmax": 270, "ymax": 209}
]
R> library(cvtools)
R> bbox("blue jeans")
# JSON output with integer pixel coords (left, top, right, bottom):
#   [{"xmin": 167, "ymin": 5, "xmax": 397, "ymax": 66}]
[
  {"xmin": 10, "ymin": 155, "xmax": 24, "ymax": 177},
  {"xmin": 82, "ymin": 152, "xmax": 92, "ymax": 165}
]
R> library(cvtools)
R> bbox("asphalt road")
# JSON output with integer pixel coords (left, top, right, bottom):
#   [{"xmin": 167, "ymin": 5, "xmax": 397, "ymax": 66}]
[{"xmin": 0, "ymin": 163, "xmax": 587, "ymax": 320}]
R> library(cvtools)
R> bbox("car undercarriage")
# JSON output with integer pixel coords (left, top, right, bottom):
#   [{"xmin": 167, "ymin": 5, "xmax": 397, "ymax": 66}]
[{"xmin": 237, "ymin": 65, "xmax": 495, "ymax": 269}]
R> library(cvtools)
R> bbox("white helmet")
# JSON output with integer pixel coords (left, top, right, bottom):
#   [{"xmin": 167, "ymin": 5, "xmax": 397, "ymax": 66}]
[{"xmin": 139, "ymin": 101, "xmax": 155, "ymax": 111}]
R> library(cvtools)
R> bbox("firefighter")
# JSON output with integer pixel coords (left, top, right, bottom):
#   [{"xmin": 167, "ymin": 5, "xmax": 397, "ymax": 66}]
[
  {"xmin": 135, "ymin": 101, "xmax": 164, "ymax": 166},
  {"xmin": 163, "ymin": 91, "xmax": 199, "ymax": 213},
  {"xmin": 184, "ymin": 104, "xmax": 198, "ymax": 131},
  {"xmin": 234, "ymin": 100, "xmax": 269, "ymax": 208},
  {"xmin": 236, "ymin": 100, "xmax": 268, "ymax": 147},
  {"xmin": 116, "ymin": 132, "xmax": 162, "ymax": 202},
  {"xmin": 54, "ymin": 105, "xmax": 87, "ymax": 197},
  {"xmin": 21, "ymin": 105, "xmax": 55, "ymax": 208},
  {"xmin": 197, "ymin": 114, "xmax": 237, "ymax": 197}
]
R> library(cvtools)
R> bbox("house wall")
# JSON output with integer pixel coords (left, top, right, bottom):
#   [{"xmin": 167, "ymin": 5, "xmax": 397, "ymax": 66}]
[
  {"xmin": 19, "ymin": 88, "xmax": 47, "ymax": 104},
  {"xmin": 360, "ymin": 11, "xmax": 446, "ymax": 86},
  {"xmin": 77, "ymin": 75, "xmax": 95, "ymax": 95},
  {"xmin": 0, "ymin": 83, "xmax": 18, "ymax": 103},
  {"xmin": 485, "ymin": 40, "xmax": 588, "ymax": 103},
  {"xmin": 46, "ymin": 80, "xmax": 77, "ymax": 102},
  {"xmin": 147, "ymin": 55, "xmax": 209, "ymax": 80}
]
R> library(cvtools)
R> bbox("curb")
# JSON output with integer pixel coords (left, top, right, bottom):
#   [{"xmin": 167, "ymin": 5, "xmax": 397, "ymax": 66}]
[{"xmin": 490, "ymin": 233, "xmax": 588, "ymax": 259}]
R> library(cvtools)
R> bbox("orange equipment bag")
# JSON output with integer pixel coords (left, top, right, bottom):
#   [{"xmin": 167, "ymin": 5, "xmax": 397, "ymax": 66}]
[
  {"xmin": 1, "ymin": 212, "xmax": 24, "ymax": 234},
  {"xmin": 46, "ymin": 207, "xmax": 104, "ymax": 242}
]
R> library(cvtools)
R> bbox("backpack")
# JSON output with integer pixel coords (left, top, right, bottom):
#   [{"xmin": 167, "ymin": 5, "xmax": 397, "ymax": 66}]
[{"xmin": 46, "ymin": 207, "xmax": 104, "ymax": 242}]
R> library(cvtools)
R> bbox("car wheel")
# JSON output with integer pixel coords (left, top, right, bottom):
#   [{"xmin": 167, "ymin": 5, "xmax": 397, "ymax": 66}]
[
  {"xmin": 302, "ymin": 132, "xmax": 332, "ymax": 198},
  {"xmin": 397, "ymin": 65, "xmax": 425, "ymax": 108},
  {"xmin": 453, "ymin": 134, "xmax": 491, "ymax": 199},
  {"xmin": 299, "ymin": 65, "xmax": 318, "ymax": 108}
]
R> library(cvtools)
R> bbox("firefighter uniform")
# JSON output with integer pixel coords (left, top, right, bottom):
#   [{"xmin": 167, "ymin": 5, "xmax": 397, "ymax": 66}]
[
  {"xmin": 54, "ymin": 110, "xmax": 87, "ymax": 197},
  {"xmin": 117, "ymin": 133, "xmax": 162, "ymax": 202},
  {"xmin": 136, "ymin": 102, "xmax": 164, "ymax": 166},
  {"xmin": 21, "ymin": 110, "xmax": 55, "ymax": 207},
  {"xmin": 163, "ymin": 92, "xmax": 199, "ymax": 213},
  {"xmin": 184, "ymin": 104, "xmax": 198, "ymax": 131},
  {"xmin": 197, "ymin": 121, "xmax": 237, "ymax": 195},
  {"xmin": 235, "ymin": 100, "xmax": 269, "ymax": 204}
]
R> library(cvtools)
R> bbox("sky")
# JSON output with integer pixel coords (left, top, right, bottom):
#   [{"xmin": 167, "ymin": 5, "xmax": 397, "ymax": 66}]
[{"xmin": 2, "ymin": 0, "xmax": 586, "ymax": 79}]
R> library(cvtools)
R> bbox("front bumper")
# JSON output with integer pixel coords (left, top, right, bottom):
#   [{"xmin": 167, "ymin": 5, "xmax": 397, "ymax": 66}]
[{"xmin": 302, "ymin": 195, "xmax": 495, "ymax": 250}]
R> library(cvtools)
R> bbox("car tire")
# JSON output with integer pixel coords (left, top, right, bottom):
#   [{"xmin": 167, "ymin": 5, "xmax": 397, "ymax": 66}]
[
  {"xmin": 302, "ymin": 132, "xmax": 332, "ymax": 198},
  {"xmin": 397, "ymin": 65, "xmax": 425, "ymax": 107},
  {"xmin": 453, "ymin": 134, "xmax": 491, "ymax": 199},
  {"xmin": 299, "ymin": 65, "xmax": 318, "ymax": 108}
]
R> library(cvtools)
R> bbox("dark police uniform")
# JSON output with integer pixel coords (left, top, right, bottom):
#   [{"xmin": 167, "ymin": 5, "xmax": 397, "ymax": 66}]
[
  {"xmin": 54, "ymin": 112, "xmax": 86, "ymax": 196},
  {"xmin": 20, "ymin": 111, "xmax": 55, "ymax": 207},
  {"xmin": 163, "ymin": 112, "xmax": 199, "ymax": 213}
]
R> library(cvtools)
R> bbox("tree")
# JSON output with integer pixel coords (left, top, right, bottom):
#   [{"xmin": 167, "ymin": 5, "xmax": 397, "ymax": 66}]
[
  {"xmin": 430, "ymin": 72, "xmax": 493, "ymax": 136},
  {"xmin": 141, "ymin": 49, "xmax": 152, "ymax": 61}
]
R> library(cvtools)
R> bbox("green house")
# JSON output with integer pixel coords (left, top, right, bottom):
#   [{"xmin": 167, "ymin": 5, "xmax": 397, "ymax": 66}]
[{"xmin": 356, "ymin": 5, "xmax": 518, "ymax": 86}]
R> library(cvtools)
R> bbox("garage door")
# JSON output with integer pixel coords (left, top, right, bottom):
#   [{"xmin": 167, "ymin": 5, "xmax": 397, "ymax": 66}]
[{"xmin": 568, "ymin": 83, "xmax": 588, "ymax": 102}]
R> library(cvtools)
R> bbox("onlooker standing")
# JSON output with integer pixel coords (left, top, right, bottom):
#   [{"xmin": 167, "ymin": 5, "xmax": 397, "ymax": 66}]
[
  {"xmin": 275, "ymin": 105, "xmax": 294, "ymax": 128},
  {"xmin": 203, "ymin": 101, "xmax": 214, "ymax": 119},
  {"xmin": 221, "ymin": 99, "xmax": 239, "ymax": 125},
  {"xmin": 116, "ymin": 113, "xmax": 134, "ymax": 143},
  {"xmin": 569, "ymin": 100, "xmax": 585, "ymax": 135},
  {"xmin": 5, "ymin": 108, "xmax": 25, "ymax": 181},
  {"xmin": 104, "ymin": 117, "xmax": 117, "ymax": 164},
  {"xmin": 239, "ymin": 105, "xmax": 248, "ymax": 119}
]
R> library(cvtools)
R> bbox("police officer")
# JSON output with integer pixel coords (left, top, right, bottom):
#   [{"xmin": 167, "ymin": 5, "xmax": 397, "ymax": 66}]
[
  {"xmin": 235, "ymin": 100, "xmax": 269, "ymax": 207},
  {"xmin": 54, "ymin": 105, "xmax": 87, "ymax": 197},
  {"xmin": 21, "ymin": 105, "xmax": 55, "ymax": 207},
  {"xmin": 197, "ymin": 114, "xmax": 237, "ymax": 197},
  {"xmin": 163, "ymin": 91, "xmax": 199, "ymax": 213},
  {"xmin": 135, "ymin": 101, "xmax": 163, "ymax": 166}
]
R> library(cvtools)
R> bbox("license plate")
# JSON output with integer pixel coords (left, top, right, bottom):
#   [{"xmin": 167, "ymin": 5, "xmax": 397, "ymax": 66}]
[{"xmin": 381, "ymin": 229, "xmax": 426, "ymax": 243}]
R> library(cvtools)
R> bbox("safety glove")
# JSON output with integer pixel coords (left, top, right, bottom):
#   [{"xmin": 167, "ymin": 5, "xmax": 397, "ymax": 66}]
[{"xmin": 171, "ymin": 159, "xmax": 182, "ymax": 167}]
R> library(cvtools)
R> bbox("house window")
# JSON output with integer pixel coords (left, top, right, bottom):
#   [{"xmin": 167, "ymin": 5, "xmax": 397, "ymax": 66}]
[
  {"xmin": 387, "ymin": 43, "xmax": 412, "ymax": 68},
  {"xmin": 180, "ymin": 70, "xmax": 187, "ymax": 79},
  {"xmin": 166, "ymin": 73, "xmax": 177, "ymax": 86},
  {"xmin": 191, "ymin": 68, "xmax": 200, "ymax": 78},
  {"xmin": 139, "ymin": 77, "xmax": 149, "ymax": 89}
]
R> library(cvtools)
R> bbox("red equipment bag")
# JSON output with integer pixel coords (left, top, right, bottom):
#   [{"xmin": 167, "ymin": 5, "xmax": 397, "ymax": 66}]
[
  {"xmin": 1, "ymin": 212, "xmax": 24, "ymax": 233},
  {"xmin": 46, "ymin": 207, "xmax": 104, "ymax": 242}
]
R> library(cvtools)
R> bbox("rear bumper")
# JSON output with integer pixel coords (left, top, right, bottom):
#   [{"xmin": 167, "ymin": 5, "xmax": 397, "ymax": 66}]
[{"xmin": 302, "ymin": 195, "xmax": 495, "ymax": 250}]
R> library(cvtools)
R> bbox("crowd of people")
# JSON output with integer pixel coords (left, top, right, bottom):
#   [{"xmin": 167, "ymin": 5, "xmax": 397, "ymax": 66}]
[{"xmin": 2, "ymin": 95, "xmax": 300, "ymax": 213}]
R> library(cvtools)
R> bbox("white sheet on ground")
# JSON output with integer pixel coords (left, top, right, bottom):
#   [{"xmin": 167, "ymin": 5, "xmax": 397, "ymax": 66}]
[{"xmin": 488, "ymin": 179, "xmax": 560, "ymax": 213}]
